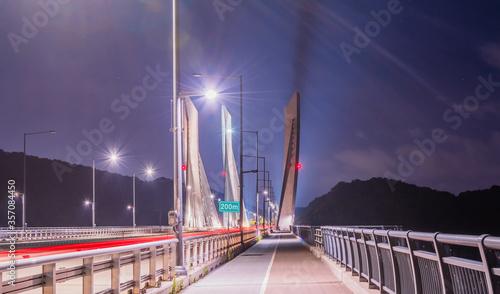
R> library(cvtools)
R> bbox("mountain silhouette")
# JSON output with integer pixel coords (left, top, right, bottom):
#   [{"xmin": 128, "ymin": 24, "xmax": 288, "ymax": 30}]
[
  {"xmin": 0, "ymin": 150, "xmax": 173, "ymax": 227},
  {"xmin": 295, "ymin": 177, "xmax": 500, "ymax": 235}
]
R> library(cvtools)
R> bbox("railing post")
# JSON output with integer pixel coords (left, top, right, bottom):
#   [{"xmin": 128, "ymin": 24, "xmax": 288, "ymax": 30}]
[
  {"xmin": 215, "ymin": 237, "xmax": 219, "ymax": 258},
  {"xmin": 361, "ymin": 229, "xmax": 372, "ymax": 286},
  {"xmin": 405, "ymin": 231, "xmax": 422, "ymax": 294},
  {"xmin": 192, "ymin": 240, "xmax": 198, "ymax": 268},
  {"xmin": 336, "ymin": 228, "xmax": 342, "ymax": 261},
  {"xmin": 344, "ymin": 228, "xmax": 353, "ymax": 271},
  {"xmin": 350, "ymin": 228, "xmax": 361, "ymax": 276},
  {"xmin": 432, "ymin": 233, "xmax": 451, "ymax": 293},
  {"xmin": 370, "ymin": 229, "xmax": 383, "ymax": 292},
  {"xmin": 326, "ymin": 228, "xmax": 332, "ymax": 258},
  {"xmin": 168, "ymin": 243, "xmax": 177, "ymax": 279},
  {"xmin": 0, "ymin": 265, "xmax": 3, "ymax": 294},
  {"xmin": 111, "ymin": 253, "xmax": 121, "ymax": 293},
  {"xmin": 385, "ymin": 231, "xmax": 400, "ymax": 294},
  {"xmin": 42, "ymin": 263, "xmax": 56, "ymax": 294},
  {"xmin": 83, "ymin": 257, "xmax": 94, "ymax": 294},
  {"xmin": 185, "ymin": 240, "xmax": 191, "ymax": 269},
  {"xmin": 209, "ymin": 238, "xmax": 214, "ymax": 260},
  {"xmin": 478, "ymin": 234, "xmax": 495, "ymax": 294},
  {"xmin": 162, "ymin": 245, "xmax": 169, "ymax": 281},
  {"xmin": 205, "ymin": 238, "xmax": 209, "ymax": 262},
  {"xmin": 149, "ymin": 246, "xmax": 157, "ymax": 287},
  {"xmin": 132, "ymin": 249, "xmax": 141, "ymax": 294}
]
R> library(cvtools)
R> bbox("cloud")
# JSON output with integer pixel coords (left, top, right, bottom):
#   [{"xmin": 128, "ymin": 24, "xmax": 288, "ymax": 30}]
[
  {"xmin": 392, "ymin": 132, "xmax": 500, "ymax": 194},
  {"xmin": 334, "ymin": 148, "xmax": 396, "ymax": 176},
  {"xmin": 480, "ymin": 43, "xmax": 500, "ymax": 69}
]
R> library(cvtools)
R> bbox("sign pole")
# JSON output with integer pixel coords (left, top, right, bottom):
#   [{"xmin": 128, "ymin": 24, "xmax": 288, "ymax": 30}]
[{"xmin": 219, "ymin": 201, "xmax": 240, "ymax": 256}]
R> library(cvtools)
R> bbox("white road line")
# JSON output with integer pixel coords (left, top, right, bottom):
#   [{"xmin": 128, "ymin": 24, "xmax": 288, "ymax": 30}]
[{"xmin": 259, "ymin": 236, "xmax": 280, "ymax": 294}]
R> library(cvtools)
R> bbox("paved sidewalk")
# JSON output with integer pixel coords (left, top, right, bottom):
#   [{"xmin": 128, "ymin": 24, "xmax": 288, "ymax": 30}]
[{"xmin": 182, "ymin": 232, "xmax": 353, "ymax": 294}]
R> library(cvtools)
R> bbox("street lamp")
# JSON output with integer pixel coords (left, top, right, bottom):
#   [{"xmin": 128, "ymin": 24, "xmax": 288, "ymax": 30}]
[
  {"xmin": 132, "ymin": 168, "xmax": 153, "ymax": 228},
  {"xmin": 193, "ymin": 72, "xmax": 244, "ymax": 245},
  {"xmin": 92, "ymin": 154, "xmax": 118, "ymax": 228},
  {"xmin": 242, "ymin": 131, "xmax": 258, "ymax": 232},
  {"xmin": 23, "ymin": 130, "xmax": 55, "ymax": 231},
  {"xmin": 205, "ymin": 90, "xmax": 217, "ymax": 99}
]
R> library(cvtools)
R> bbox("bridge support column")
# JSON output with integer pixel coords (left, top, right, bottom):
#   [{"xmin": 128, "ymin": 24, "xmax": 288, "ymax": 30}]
[
  {"xmin": 149, "ymin": 246, "xmax": 157, "ymax": 287},
  {"xmin": 111, "ymin": 253, "xmax": 121, "ymax": 293},
  {"xmin": 42, "ymin": 263, "xmax": 56, "ymax": 294},
  {"xmin": 83, "ymin": 257, "xmax": 94, "ymax": 294},
  {"xmin": 132, "ymin": 249, "xmax": 141, "ymax": 294}
]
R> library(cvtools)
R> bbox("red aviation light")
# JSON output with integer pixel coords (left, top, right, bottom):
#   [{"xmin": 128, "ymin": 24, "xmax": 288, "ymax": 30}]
[
  {"xmin": 181, "ymin": 164, "xmax": 186, "ymax": 171},
  {"xmin": 222, "ymin": 172, "xmax": 226, "ymax": 176},
  {"xmin": 295, "ymin": 163, "xmax": 302, "ymax": 170}
]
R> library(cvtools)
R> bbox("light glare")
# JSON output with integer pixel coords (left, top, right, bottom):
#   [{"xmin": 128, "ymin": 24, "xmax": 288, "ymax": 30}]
[{"xmin": 205, "ymin": 90, "xmax": 217, "ymax": 99}]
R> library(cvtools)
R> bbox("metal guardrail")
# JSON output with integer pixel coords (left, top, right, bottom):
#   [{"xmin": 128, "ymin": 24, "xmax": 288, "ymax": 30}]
[
  {"xmin": 0, "ymin": 228, "xmax": 266, "ymax": 293},
  {"xmin": 0, "ymin": 226, "xmax": 174, "ymax": 242},
  {"xmin": 292, "ymin": 225, "xmax": 500, "ymax": 294},
  {"xmin": 291, "ymin": 225, "xmax": 402, "ymax": 247}
]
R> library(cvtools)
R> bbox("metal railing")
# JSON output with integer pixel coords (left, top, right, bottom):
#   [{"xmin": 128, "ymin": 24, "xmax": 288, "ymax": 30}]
[
  {"xmin": 291, "ymin": 225, "xmax": 402, "ymax": 247},
  {"xmin": 0, "ymin": 228, "xmax": 266, "ymax": 293},
  {"xmin": 293, "ymin": 225, "xmax": 500, "ymax": 294},
  {"xmin": 290, "ymin": 225, "xmax": 320, "ymax": 246},
  {"xmin": 0, "ymin": 226, "xmax": 174, "ymax": 242}
]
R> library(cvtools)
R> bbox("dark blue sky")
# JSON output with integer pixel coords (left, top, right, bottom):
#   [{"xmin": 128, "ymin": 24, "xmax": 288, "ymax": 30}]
[{"xmin": 1, "ymin": 0, "xmax": 500, "ymax": 208}]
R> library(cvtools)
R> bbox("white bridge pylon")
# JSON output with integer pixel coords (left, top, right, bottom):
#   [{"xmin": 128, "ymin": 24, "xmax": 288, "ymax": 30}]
[
  {"xmin": 183, "ymin": 97, "xmax": 221, "ymax": 229},
  {"xmin": 222, "ymin": 106, "xmax": 249, "ymax": 228},
  {"xmin": 277, "ymin": 92, "xmax": 300, "ymax": 230}
]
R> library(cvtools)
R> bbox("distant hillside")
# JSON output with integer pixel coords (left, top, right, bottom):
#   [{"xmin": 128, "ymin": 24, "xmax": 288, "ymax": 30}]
[
  {"xmin": 295, "ymin": 206, "xmax": 306, "ymax": 215},
  {"xmin": 295, "ymin": 178, "xmax": 500, "ymax": 235},
  {"xmin": 0, "ymin": 150, "xmax": 174, "ymax": 227}
]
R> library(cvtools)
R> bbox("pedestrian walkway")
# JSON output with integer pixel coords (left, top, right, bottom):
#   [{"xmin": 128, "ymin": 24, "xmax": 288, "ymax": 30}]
[{"xmin": 182, "ymin": 232, "xmax": 353, "ymax": 294}]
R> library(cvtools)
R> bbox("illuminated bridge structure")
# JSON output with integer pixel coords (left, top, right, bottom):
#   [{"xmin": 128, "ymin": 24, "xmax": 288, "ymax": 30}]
[{"xmin": 2, "ymin": 225, "xmax": 500, "ymax": 293}]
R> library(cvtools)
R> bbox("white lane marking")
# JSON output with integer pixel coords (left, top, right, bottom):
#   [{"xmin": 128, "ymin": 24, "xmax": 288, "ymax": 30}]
[{"xmin": 259, "ymin": 236, "xmax": 280, "ymax": 294}]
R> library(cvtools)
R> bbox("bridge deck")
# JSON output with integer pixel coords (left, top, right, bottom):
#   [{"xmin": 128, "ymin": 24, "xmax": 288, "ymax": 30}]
[{"xmin": 182, "ymin": 232, "xmax": 353, "ymax": 294}]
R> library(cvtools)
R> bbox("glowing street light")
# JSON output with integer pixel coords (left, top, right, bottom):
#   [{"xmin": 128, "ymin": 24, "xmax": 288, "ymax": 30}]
[
  {"xmin": 92, "ymin": 153, "xmax": 119, "ymax": 228},
  {"xmin": 205, "ymin": 89, "xmax": 217, "ymax": 100}
]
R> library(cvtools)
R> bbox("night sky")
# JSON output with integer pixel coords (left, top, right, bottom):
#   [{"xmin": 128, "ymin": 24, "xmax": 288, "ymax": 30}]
[{"xmin": 1, "ymin": 0, "xmax": 500, "ymax": 208}]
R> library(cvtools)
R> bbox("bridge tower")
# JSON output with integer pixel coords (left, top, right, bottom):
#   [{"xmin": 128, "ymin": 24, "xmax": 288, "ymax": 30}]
[
  {"xmin": 183, "ymin": 97, "xmax": 220, "ymax": 228},
  {"xmin": 277, "ymin": 92, "xmax": 301, "ymax": 230}
]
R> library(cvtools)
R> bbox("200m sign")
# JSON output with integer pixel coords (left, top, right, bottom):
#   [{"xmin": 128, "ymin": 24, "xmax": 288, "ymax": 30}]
[{"xmin": 218, "ymin": 201, "xmax": 240, "ymax": 213}]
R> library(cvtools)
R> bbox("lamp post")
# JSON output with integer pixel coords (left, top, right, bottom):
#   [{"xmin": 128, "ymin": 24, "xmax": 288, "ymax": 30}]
[
  {"xmin": 23, "ymin": 130, "xmax": 55, "ymax": 231},
  {"xmin": 92, "ymin": 154, "xmax": 118, "ymax": 228},
  {"xmin": 258, "ymin": 171, "xmax": 271, "ymax": 228},
  {"xmin": 242, "ymin": 131, "xmax": 258, "ymax": 232},
  {"xmin": 132, "ymin": 169, "xmax": 153, "ymax": 228},
  {"xmin": 193, "ymin": 72, "xmax": 244, "ymax": 245},
  {"xmin": 244, "ymin": 154, "xmax": 266, "ymax": 231}
]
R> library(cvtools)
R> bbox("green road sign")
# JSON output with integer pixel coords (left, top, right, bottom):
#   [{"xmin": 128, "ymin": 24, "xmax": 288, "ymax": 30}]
[{"xmin": 219, "ymin": 201, "xmax": 240, "ymax": 213}]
